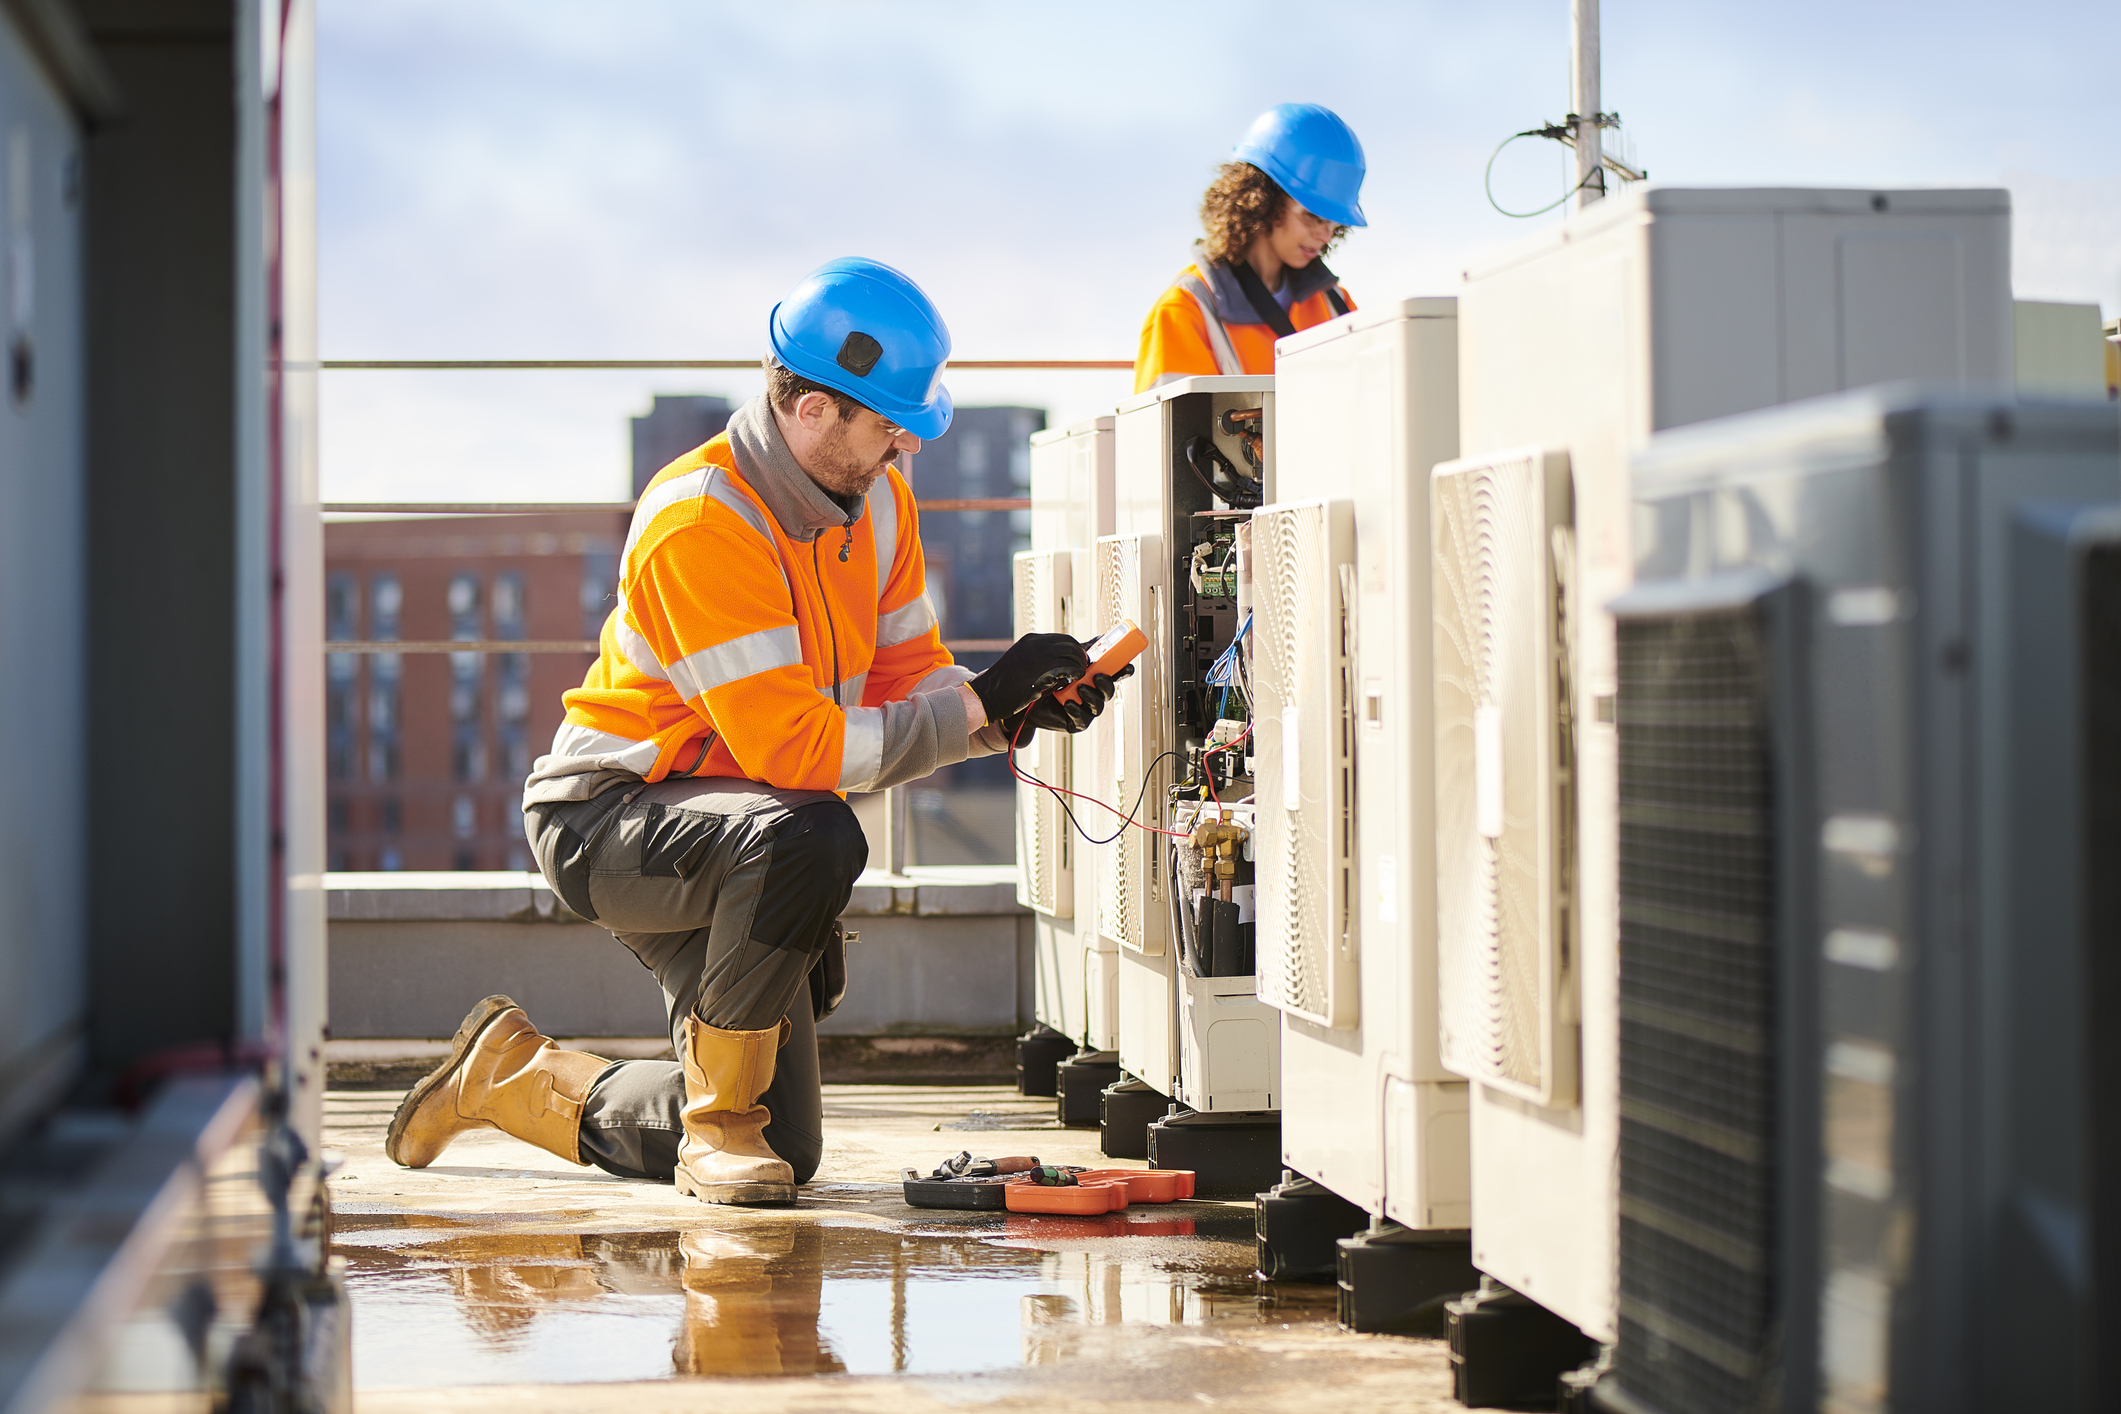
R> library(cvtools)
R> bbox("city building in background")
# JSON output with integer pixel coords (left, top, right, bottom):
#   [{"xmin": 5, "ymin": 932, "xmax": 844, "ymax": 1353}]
[
  {"xmin": 323, "ymin": 401, "xmax": 1043, "ymax": 871},
  {"xmin": 901, "ymin": 405, "xmax": 1041, "ymax": 652},
  {"xmin": 631, "ymin": 394, "xmax": 733, "ymax": 498},
  {"xmin": 324, "ymin": 512, "xmax": 624, "ymax": 870},
  {"xmin": 898, "ymin": 406, "xmax": 1042, "ymax": 863}
]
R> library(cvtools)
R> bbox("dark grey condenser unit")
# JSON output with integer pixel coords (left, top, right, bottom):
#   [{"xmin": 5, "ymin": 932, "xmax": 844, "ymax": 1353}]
[{"xmin": 1597, "ymin": 389, "xmax": 2121, "ymax": 1414}]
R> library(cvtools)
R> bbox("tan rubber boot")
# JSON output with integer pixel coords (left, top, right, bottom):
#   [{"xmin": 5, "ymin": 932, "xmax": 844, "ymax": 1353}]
[
  {"xmin": 673, "ymin": 1015, "xmax": 797, "ymax": 1205},
  {"xmin": 384, "ymin": 995, "xmax": 610, "ymax": 1169}
]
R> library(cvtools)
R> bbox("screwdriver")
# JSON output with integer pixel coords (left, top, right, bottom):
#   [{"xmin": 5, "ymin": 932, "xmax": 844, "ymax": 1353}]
[{"xmin": 930, "ymin": 1151, "xmax": 1042, "ymax": 1179}]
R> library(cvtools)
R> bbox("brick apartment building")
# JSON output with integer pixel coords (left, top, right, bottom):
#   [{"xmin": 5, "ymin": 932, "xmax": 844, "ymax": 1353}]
[
  {"xmin": 324, "ymin": 512, "xmax": 624, "ymax": 871},
  {"xmin": 324, "ymin": 397, "xmax": 1040, "ymax": 871}
]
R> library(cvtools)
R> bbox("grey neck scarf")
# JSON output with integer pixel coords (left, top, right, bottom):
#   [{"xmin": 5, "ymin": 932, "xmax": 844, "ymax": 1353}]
[{"xmin": 725, "ymin": 394, "xmax": 865, "ymax": 544}]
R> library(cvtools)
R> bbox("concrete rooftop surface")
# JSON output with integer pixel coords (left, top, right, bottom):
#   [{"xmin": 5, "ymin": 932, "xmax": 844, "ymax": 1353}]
[{"xmin": 326, "ymin": 1083, "xmax": 1500, "ymax": 1413}]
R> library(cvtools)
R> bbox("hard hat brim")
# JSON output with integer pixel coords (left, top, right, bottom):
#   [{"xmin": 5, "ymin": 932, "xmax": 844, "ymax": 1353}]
[
  {"xmin": 1232, "ymin": 104, "xmax": 1369, "ymax": 229},
  {"xmin": 1303, "ymin": 193, "xmax": 1367, "ymax": 228},
  {"xmin": 1235, "ymin": 147, "xmax": 1368, "ymax": 228},
  {"xmin": 768, "ymin": 306, "xmax": 956, "ymax": 441}
]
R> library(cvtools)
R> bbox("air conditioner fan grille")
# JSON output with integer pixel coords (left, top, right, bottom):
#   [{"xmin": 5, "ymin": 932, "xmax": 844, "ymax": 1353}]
[{"xmin": 1613, "ymin": 605, "xmax": 1776, "ymax": 1414}]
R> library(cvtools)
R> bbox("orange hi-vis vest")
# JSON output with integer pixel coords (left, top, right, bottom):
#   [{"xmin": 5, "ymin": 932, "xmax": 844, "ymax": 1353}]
[
  {"xmin": 1133, "ymin": 249, "xmax": 1353, "ymax": 392},
  {"xmin": 543, "ymin": 425, "xmax": 957, "ymax": 797}
]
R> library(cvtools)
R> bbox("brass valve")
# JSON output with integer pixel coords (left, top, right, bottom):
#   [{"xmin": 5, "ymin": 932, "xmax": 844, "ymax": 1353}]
[{"xmin": 1190, "ymin": 812, "xmax": 1248, "ymax": 902}]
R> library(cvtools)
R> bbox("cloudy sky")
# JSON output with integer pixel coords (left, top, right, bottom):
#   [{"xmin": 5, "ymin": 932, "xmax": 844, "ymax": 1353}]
[{"xmin": 318, "ymin": 0, "xmax": 2121, "ymax": 504}]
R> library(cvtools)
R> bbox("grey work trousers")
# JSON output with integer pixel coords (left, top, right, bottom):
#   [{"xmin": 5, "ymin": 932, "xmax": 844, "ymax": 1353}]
[{"xmin": 526, "ymin": 776, "xmax": 868, "ymax": 1185}]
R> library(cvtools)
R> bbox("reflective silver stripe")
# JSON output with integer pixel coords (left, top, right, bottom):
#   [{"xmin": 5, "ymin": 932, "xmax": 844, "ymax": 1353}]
[
  {"xmin": 667, "ymin": 624, "xmax": 803, "ymax": 701},
  {"xmin": 626, "ymin": 464, "xmax": 778, "ymax": 564},
  {"xmin": 624, "ymin": 467, "xmax": 708, "ymax": 561},
  {"xmin": 912, "ymin": 664, "xmax": 974, "ymax": 695},
  {"xmin": 876, "ymin": 592, "xmax": 938, "ymax": 648},
  {"xmin": 1175, "ymin": 272, "xmax": 1245, "ymax": 376},
  {"xmin": 867, "ymin": 474, "xmax": 899, "ymax": 597},
  {"xmin": 615, "ymin": 617, "xmax": 670, "ymax": 681},
  {"xmin": 547, "ymin": 721, "xmax": 663, "ymax": 775},
  {"xmin": 704, "ymin": 466, "xmax": 776, "ymax": 542},
  {"xmin": 837, "ymin": 704, "xmax": 885, "ymax": 792},
  {"xmin": 823, "ymin": 671, "xmax": 869, "ymax": 706}
]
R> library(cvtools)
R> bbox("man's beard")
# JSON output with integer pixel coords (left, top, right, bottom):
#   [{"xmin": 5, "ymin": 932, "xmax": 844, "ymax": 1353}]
[{"xmin": 810, "ymin": 419, "xmax": 895, "ymax": 498}]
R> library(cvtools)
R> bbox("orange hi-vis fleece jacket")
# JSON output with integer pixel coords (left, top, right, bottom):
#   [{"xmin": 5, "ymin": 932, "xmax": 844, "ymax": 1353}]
[
  {"xmin": 1133, "ymin": 242, "xmax": 1353, "ymax": 392},
  {"xmin": 523, "ymin": 396, "xmax": 1007, "ymax": 806}
]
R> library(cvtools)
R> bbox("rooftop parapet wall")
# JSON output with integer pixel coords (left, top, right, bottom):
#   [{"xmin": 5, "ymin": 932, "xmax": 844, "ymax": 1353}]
[{"xmin": 325, "ymin": 869, "xmax": 1032, "ymax": 1043}]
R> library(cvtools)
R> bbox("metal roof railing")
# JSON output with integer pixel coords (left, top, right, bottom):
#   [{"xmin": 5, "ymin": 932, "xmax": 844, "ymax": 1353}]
[
  {"xmin": 316, "ymin": 357, "xmax": 1125, "ymax": 871},
  {"xmin": 317, "ymin": 355, "xmax": 1124, "ymax": 657},
  {"xmin": 320, "ymin": 498, "xmax": 1029, "ymax": 515},
  {"xmin": 321, "ymin": 498, "xmax": 1027, "ymax": 655},
  {"xmin": 312, "ymin": 358, "xmax": 1131, "ymax": 372},
  {"xmin": 325, "ymin": 638, "xmax": 1017, "ymax": 654}
]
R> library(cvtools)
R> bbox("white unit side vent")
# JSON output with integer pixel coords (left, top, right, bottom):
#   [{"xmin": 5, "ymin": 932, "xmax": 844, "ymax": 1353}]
[
  {"xmin": 1430, "ymin": 449, "xmax": 1579, "ymax": 1107},
  {"xmin": 1013, "ymin": 550, "xmax": 1073, "ymax": 917},
  {"xmin": 1250, "ymin": 499, "xmax": 1358, "ymax": 1029},
  {"xmin": 1094, "ymin": 533, "xmax": 1166, "ymax": 956}
]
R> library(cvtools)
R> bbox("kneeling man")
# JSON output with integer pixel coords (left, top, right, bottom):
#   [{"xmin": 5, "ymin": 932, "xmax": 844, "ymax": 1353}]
[{"xmin": 383, "ymin": 258, "xmax": 1122, "ymax": 1204}]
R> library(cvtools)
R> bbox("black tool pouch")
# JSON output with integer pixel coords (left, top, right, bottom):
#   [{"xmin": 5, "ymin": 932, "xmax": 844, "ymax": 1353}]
[{"xmin": 809, "ymin": 924, "xmax": 852, "ymax": 1020}]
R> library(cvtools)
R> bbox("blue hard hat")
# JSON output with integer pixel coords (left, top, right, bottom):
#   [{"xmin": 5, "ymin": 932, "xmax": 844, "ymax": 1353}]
[
  {"xmin": 768, "ymin": 258, "xmax": 954, "ymax": 440},
  {"xmin": 1231, "ymin": 104, "xmax": 1368, "ymax": 229}
]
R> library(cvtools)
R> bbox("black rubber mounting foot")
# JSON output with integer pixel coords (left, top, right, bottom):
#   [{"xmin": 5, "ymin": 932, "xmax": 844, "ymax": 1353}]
[
  {"xmin": 1015, "ymin": 1026, "xmax": 1077, "ymax": 1098},
  {"xmin": 1055, "ymin": 1053, "xmax": 1120, "ymax": 1127},
  {"xmin": 1446, "ymin": 1280, "xmax": 1600, "ymax": 1411},
  {"xmin": 1255, "ymin": 1173, "xmax": 1370, "ymax": 1283},
  {"xmin": 1336, "ymin": 1225, "xmax": 1478, "ymax": 1335},
  {"xmin": 1146, "ymin": 1109, "xmax": 1281, "ymax": 1197},
  {"xmin": 1098, "ymin": 1078, "xmax": 1169, "ymax": 1159}
]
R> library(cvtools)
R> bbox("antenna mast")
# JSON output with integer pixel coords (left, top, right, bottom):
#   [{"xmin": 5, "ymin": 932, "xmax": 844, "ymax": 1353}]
[
  {"xmin": 1481, "ymin": 3, "xmax": 1642, "ymax": 219},
  {"xmin": 1571, "ymin": 0, "xmax": 1604, "ymax": 208}
]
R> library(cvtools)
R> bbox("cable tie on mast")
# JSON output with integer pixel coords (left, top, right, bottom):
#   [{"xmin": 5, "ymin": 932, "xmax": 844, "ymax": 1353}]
[{"xmin": 1486, "ymin": 111, "xmax": 1641, "ymax": 219}]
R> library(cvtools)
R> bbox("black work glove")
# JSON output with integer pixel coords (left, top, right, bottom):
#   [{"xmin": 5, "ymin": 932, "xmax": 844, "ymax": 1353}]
[
  {"xmin": 1002, "ymin": 661, "xmax": 1135, "ymax": 740},
  {"xmin": 970, "ymin": 633, "xmax": 1090, "ymax": 726}
]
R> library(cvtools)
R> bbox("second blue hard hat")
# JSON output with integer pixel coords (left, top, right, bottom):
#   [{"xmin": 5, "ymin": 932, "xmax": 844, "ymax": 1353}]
[
  {"xmin": 768, "ymin": 257, "xmax": 954, "ymax": 440},
  {"xmin": 1232, "ymin": 104, "xmax": 1368, "ymax": 229}
]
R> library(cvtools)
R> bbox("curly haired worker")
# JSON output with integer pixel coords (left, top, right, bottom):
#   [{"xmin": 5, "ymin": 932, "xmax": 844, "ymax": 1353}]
[{"xmin": 1134, "ymin": 104, "xmax": 1368, "ymax": 392}]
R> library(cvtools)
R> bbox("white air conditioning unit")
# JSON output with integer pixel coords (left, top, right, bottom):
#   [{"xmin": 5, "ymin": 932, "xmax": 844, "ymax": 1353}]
[
  {"xmin": 1094, "ymin": 531, "xmax": 1167, "ymax": 958},
  {"xmin": 1453, "ymin": 185, "xmax": 2012, "ymax": 1345},
  {"xmin": 1272, "ymin": 297, "xmax": 1469, "ymax": 1230},
  {"xmin": 1107, "ymin": 376, "xmax": 1271, "ymax": 1103},
  {"xmin": 1013, "ymin": 549, "xmax": 1072, "ymax": 918},
  {"xmin": 1026, "ymin": 416, "xmax": 1117, "ymax": 1050},
  {"xmin": 1430, "ymin": 448, "xmax": 1577, "ymax": 1109},
  {"xmin": 1250, "ymin": 498, "xmax": 1357, "ymax": 1030}
]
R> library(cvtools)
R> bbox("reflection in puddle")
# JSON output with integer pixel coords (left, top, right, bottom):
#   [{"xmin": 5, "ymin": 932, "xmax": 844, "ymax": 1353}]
[
  {"xmin": 340, "ymin": 1210, "xmax": 1321, "ymax": 1388},
  {"xmin": 1020, "ymin": 1251, "xmax": 1272, "ymax": 1365}
]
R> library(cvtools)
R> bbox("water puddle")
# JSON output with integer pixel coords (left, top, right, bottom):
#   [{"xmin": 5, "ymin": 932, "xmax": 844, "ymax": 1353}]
[{"xmin": 338, "ymin": 1205, "xmax": 1332, "ymax": 1387}]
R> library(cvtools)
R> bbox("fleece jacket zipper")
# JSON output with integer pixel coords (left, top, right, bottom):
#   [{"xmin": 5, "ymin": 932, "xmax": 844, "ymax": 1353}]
[{"xmin": 812, "ymin": 537, "xmax": 843, "ymax": 706}]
